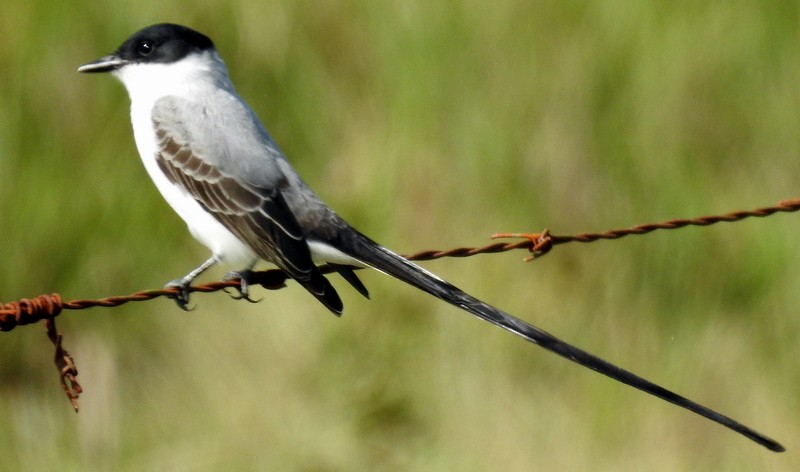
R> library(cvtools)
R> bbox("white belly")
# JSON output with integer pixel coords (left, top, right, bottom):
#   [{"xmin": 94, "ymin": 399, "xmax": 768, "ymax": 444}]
[{"xmin": 131, "ymin": 110, "xmax": 258, "ymax": 269}]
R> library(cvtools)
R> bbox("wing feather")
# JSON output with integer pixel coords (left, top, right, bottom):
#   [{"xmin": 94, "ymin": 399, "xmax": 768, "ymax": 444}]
[{"xmin": 151, "ymin": 98, "xmax": 343, "ymax": 313}]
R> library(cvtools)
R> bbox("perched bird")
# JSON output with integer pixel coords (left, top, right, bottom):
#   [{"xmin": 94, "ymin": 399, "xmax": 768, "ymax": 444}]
[{"xmin": 78, "ymin": 23, "xmax": 782, "ymax": 451}]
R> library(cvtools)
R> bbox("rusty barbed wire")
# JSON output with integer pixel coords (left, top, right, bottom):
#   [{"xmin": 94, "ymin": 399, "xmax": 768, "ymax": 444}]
[
  {"xmin": 1, "ymin": 197, "xmax": 798, "ymax": 410},
  {"xmin": 491, "ymin": 197, "xmax": 800, "ymax": 261},
  {"xmin": 0, "ymin": 295, "xmax": 82, "ymax": 410}
]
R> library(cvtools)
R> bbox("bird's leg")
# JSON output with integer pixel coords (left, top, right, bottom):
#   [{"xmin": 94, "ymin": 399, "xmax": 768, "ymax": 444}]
[
  {"xmin": 166, "ymin": 256, "xmax": 219, "ymax": 310},
  {"xmin": 223, "ymin": 264, "xmax": 261, "ymax": 304}
]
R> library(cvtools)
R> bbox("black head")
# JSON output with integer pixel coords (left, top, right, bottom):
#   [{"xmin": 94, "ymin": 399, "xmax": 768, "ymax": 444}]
[{"xmin": 78, "ymin": 23, "xmax": 215, "ymax": 73}]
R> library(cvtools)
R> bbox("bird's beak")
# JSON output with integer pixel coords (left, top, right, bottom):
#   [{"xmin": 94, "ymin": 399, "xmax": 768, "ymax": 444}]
[{"xmin": 77, "ymin": 54, "xmax": 128, "ymax": 73}]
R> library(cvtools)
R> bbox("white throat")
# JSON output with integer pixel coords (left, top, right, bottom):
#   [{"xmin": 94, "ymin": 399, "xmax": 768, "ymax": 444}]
[
  {"xmin": 113, "ymin": 50, "xmax": 231, "ymax": 109},
  {"xmin": 113, "ymin": 50, "xmax": 259, "ymax": 268}
]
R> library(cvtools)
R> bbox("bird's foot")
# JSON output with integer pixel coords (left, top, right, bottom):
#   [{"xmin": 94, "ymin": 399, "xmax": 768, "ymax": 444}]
[
  {"xmin": 223, "ymin": 269, "xmax": 262, "ymax": 304},
  {"xmin": 165, "ymin": 277, "xmax": 195, "ymax": 311},
  {"xmin": 164, "ymin": 256, "xmax": 220, "ymax": 310}
]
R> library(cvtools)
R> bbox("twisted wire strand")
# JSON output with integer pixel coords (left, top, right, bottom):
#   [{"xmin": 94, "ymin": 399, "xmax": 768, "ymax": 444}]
[
  {"xmin": 490, "ymin": 198, "xmax": 800, "ymax": 260},
  {"xmin": 2, "ymin": 198, "xmax": 798, "ymax": 327},
  {"xmin": 1, "ymin": 197, "xmax": 797, "ymax": 410}
]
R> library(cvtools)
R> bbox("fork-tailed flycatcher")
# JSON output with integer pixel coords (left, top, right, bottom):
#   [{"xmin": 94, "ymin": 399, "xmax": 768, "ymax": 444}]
[{"xmin": 78, "ymin": 23, "xmax": 782, "ymax": 451}]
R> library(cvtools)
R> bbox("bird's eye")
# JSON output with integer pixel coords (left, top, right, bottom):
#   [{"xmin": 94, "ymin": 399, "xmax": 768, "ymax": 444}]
[{"xmin": 136, "ymin": 40, "xmax": 154, "ymax": 56}]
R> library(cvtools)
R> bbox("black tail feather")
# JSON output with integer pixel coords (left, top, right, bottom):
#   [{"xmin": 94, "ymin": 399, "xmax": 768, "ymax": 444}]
[
  {"xmin": 295, "ymin": 266, "xmax": 343, "ymax": 316},
  {"xmin": 331, "ymin": 230, "xmax": 783, "ymax": 452},
  {"xmin": 329, "ymin": 263, "xmax": 370, "ymax": 299}
]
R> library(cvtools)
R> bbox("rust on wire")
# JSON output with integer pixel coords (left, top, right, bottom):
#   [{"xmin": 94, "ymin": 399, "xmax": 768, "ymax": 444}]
[
  {"xmin": 1, "ymin": 197, "xmax": 798, "ymax": 410},
  {"xmin": 46, "ymin": 318, "xmax": 82, "ymax": 411},
  {"xmin": 492, "ymin": 197, "xmax": 800, "ymax": 261},
  {"xmin": 0, "ymin": 294, "xmax": 82, "ymax": 410}
]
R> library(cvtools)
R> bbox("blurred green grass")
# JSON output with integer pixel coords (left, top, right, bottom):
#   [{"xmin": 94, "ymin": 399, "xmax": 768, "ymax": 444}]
[{"xmin": 1, "ymin": 1, "xmax": 799, "ymax": 470}]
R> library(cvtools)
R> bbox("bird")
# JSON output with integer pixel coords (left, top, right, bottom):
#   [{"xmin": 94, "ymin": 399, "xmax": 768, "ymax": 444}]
[{"xmin": 78, "ymin": 23, "xmax": 782, "ymax": 452}]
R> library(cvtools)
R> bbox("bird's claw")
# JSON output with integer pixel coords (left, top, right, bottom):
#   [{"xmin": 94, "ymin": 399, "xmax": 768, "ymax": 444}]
[
  {"xmin": 165, "ymin": 279, "xmax": 195, "ymax": 311},
  {"xmin": 223, "ymin": 270, "xmax": 262, "ymax": 304}
]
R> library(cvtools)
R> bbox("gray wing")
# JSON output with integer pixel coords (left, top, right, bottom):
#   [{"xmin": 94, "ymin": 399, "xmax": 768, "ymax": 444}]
[{"xmin": 151, "ymin": 95, "xmax": 344, "ymax": 314}]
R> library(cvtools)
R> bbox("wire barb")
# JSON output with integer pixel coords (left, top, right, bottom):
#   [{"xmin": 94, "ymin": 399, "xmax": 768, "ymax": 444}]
[
  {"xmin": 1, "ymin": 197, "xmax": 798, "ymax": 412},
  {"xmin": 0, "ymin": 293, "xmax": 64, "ymax": 331},
  {"xmin": 46, "ymin": 318, "xmax": 82, "ymax": 412},
  {"xmin": 0, "ymin": 294, "xmax": 81, "ymax": 409},
  {"xmin": 490, "ymin": 229, "xmax": 553, "ymax": 261}
]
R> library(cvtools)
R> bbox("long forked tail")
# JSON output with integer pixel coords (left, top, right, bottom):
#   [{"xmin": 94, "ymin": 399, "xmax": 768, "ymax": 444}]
[{"xmin": 335, "ymin": 230, "xmax": 784, "ymax": 452}]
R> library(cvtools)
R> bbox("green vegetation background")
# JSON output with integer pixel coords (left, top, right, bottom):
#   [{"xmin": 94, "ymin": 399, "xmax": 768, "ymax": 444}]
[{"xmin": 1, "ymin": 1, "xmax": 799, "ymax": 470}]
